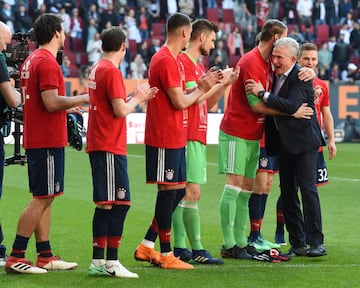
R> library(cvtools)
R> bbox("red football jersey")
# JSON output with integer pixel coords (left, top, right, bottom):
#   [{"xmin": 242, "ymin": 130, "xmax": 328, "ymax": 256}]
[
  {"xmin": 21, "ymin": 49, "xmax": 67, "ymax": 149},
  {"xmin": 220, "ymin": 47, "xmax": 273, "ymax": 140},
  {"xmin": 145, "ymin": 46, "xmax": 187, "ymax": 148},
  {"xmin": 179, "ymin": 52, "xmax": 207, "ymax": 144},
  {"xmin": 86, "ymin": 59, "xmax": 127, "ymax": 155},
  {"xmin": 313, "ymin": 77, "xmax": 330, "ymax": 152}
]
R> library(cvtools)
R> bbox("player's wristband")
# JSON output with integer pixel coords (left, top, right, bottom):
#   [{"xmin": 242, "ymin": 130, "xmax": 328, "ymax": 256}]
[{"xmin": 257, "ymin": 90, "xmax": 265, "ymax": 99}]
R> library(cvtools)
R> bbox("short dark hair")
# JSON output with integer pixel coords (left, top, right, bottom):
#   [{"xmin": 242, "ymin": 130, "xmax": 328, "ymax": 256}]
[
  {"xmin": 260, "ymin": 19, "xmax": 287, "ymax": 42},
  {"xmin": 34, "ymin": 13, "xmax": 63, "ymax": 45},
  {"xmin": 191, "ymin": 19, "xmax": 219, "ymax": 40},
  {"xmin": 299, "ymin": 42, "xmax": 318, "ymax": 57},
  {"xmin": 255, "ymin": 32, "xmax": 262, "ymax": 45},
  {"xmin": 101, "ymin": 27, "xmax": 126, "ymax": 52},
  {"xmin": 166, "ymin": 12, "xmax": 191, "ymax": 34}
]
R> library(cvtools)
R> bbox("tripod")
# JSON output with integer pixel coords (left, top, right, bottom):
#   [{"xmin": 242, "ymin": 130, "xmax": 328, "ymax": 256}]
[{"xmin": 5, "ymin": 111, "xmax": 27, "ymax": 166}]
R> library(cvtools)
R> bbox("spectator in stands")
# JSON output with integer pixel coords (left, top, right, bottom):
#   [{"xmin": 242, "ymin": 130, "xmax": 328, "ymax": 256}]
[
  {"xmin": 178, "ymin": 0, "xmax": 195, "ymax": 17},
  {"xmin": 227, "ymin": 26, "xmax": 244, "ymax": 57},
  {"xmin": 119, "ymin": 33, "xmax": 131, "ymax": 79},
  {"xmin": 232, "ymin": 0, "xmax": 244, "ymax": 25},
  {"xmin": 216, "ymin": 22, "xmax": 229, "ymax": 41},
  {"xmin": 79, "ymin": 65, "xmax": 90, "ymax": 88},
  {"xmin": 325, "ymin": 0, "xmax": 337, "ymax": 37},
  {"xmin": 70, "ymin": 7, "xmax": 84, "ymax": 51},
  {"xmin": 209, "ymin": 39, "xmax": 229, "ymax": 69},
  {"xmin": 329, "ymin": 63, "xmax": 341, "ymax": 83},
  {"xmin": 130, "ymin": 53, "xmax": 148, "ymax": 79},
  {"xmin": 148, "ymin": 37, "xmax": 161, "ymax": 61},
  {"xmin": 14, "ymin": 4, "xmax": 32, "ymax": 33},
  {"xmin": 136, "ymin": 6, "xmax": 152, "ymax": 40},
  {"xmin": 209, "ymin": 54, "xmax": 224, "ymax": 70},
  {"xmin": 242, "ymin": 24, "xmax": 257, "ymax": 53},
  {"xmin": 341, "ymin": 62, "xmax": 360, "ymax": 83},
  {"xmin": 313, "ymin": 0, "xmax": 330, "ymax": 37},
  {"xmin": 269, "ymin": 0, "xmax": 280, "ymax": 18},
  {"xmin": 160, "ymin": 0, "xmax": 178, "ymax": 20},
  {"xmin": 114, "ymin": 0, "xmax": 127, "ymax": 23},
  {"xmin": 46, "ymin": 0, "xmax": 63, "ymax": 14},
  {"xmin": 296, "ymin": 0, "xmax": 313, "ymax": 28},
  {"xmin": 318, "ymin": 41, "xmax": 333, "ymax": 77},
  {"xmin": 343, "ymin": 115, "xmax": 358, "ymax": 142},
  {"xmin": 327, "ymin": 35, "xmax": 336, "ymax": 52},
  {"xmin": 338, "ymin": 0, "xmax": 353, "ymax": 24},
  {"xmin": 87, "ymin": 3, "xmax": 100, "ymax": 23},
  {"xmin": 138, "ymin": 40, "xmax": 150, "ymax": 66},
  {"xmin": 125, "ymin": 8, "xmax": 142, "ymax": 44},
  {"xmin": 256, "ymin": 0, "xmax": 270, "ymax": 33},
  {"xmin": 97, "ymin": 0, "xmax": 112, "ymax": 13},
  {"xmin": 288, "ymin": 24, "xmax": 306, "ymax": 44},
  {"xmin": 332, "ymin": 33, "xmax": 350, "ymax": 71},
  {"xmin": 318, "ymin": 67, "xmax": 329, "ymax": 80},
  {"xmin": 59, "ymin": 6, "xmax": 71, "ymax": 37},
  {"xmin": 0, "ymin": 2, "xmax": 15, "ymax": 33},
  {"xmin": 85, "ymin": 17, "xmax": 99, "ymax": 45},
  {"xmin": 338, "ymin": 22, "xmax": 351, "ymax": 44},
  {"xmin": 62, "ymin": 1, "xmax": 75, "ymax": 14},
  {"xmin": 33, "ymin": 3, "xmax": 47, "ymax": 21},
  {"xmin": 282, "ymin": 0, "xmax": 297, "ymax": 24},
  {"xmin": 194, "ymin": 0, "xmax": 207, "ymax": 18},
  {"xmin": 314, "ymin": 0, "xmax": 327, "ymax": 27},
  {"xmin": 99, "ymin": 3, "xmax": 119, "ymax": 31},
  {"xmin": 341, "ymin": 11, "xmax": 354, "ymax": 29},
  {"xmin": 86, "ymin": 32, "xmax": 102, "ymax": 67},
  {"xmin": 27, "ymin": 1, "xmax": 38, "ymax": 19},
  {"xmin": 350, "ymin": 22, "xmax": 360, "ymax": 57},
  {"xmin": 61, "ymin": 55, "xmax": 71, "ymax": 78},
  {"xmin": 148, "ymin": 0, "xmax": 160, "ymax": 22},
  {"xmin": 351, "ymin": 0, "xmax": 360, "ymax": 10},
  {"xmin": 243, "ymin": 0, "xmax": 257, "ymax": 30},
  {"xmin": 302, "ymin": 21, "xmax": 315, "ymax": 42}
]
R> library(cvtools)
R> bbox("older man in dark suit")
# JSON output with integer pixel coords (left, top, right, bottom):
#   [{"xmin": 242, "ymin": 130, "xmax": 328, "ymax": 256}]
[{"xmin": 245, "ymin": 37, "xmax": 327, "ymax": 257}]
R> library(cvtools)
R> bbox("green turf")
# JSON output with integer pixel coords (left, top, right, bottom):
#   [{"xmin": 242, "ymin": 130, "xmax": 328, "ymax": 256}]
[{"xmin": 0, "ymin": 143, "xmax": 359, "ymax": 288}]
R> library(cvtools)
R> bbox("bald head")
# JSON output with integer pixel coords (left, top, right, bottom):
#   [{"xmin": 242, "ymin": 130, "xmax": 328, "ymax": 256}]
[
  {"xmin": 0, "ymin": 21, "xmax": 12, "ymax": 52},
  {"xmin": 0, "ymin": 22, "xmax": 11, "ymax": 36}
]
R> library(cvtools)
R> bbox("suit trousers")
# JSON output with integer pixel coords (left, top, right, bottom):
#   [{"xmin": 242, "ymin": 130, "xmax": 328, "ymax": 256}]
[{"xmin": 278, "ymin": 140, "xmax": 324, "ymax": 248}]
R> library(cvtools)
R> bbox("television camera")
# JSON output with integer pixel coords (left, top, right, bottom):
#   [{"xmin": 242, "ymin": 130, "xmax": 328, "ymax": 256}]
[
  {"xmin": 3, "ymin": 31, "xmax": 84, "ymax": 165},
  {"xmin": 3, "ymin": 31, "xmax": 33, "ymax": 165}
]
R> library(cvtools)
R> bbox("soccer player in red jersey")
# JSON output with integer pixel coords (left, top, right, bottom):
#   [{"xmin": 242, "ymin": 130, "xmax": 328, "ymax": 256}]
[
  {"xmin": 6, "ymin": 13, "xmax": 89, "ymax": 274},
  {"xmin": 86, "ymin": 27, "xmax": 157, "ymax": 278},
  {"xmin": 172, "ymin": 19, "xmax": 238, "ymax": 265},
  {"xmin": 219, "ymin": 20, "xmax": 315, "ymax": 259},
  {"xmin": 134, "ymin": 12, "xmax": 220, "ymax": 270},
  {"xmin": 218, "ymin": 20, "xmax": 288, "ymax": 260}
]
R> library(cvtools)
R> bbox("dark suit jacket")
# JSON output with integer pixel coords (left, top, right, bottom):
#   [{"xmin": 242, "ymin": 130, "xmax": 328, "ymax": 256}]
[{"xmin": 265, "ymin": 64, "xmax": 325, "ymax": 155}]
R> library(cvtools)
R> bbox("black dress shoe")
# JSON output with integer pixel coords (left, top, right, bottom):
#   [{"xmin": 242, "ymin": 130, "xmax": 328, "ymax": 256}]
[
  {"xmin": 285, "ymin": 246, "xmax": 308, "ymax": 257},
  {"xmin": 307, "ymin": 245, "xmax": 327, "ymax": 257}
]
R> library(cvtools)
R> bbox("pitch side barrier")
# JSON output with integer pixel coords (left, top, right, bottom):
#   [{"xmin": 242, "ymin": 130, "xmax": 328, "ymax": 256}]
[{"xmin": 5, "ymin": 79, "xmax": 359, "ymax": 145}]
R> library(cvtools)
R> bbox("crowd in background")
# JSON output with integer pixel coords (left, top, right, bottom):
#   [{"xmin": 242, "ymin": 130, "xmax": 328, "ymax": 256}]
[{"xmin": 1, "ymin": 0, "xmax": 360, "ymax": 83}]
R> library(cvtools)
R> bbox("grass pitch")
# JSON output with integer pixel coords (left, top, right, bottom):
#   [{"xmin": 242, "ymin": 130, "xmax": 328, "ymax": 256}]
[{"xmin": 0, "ymin": 143, "xmax": 359, "ymax": 288}]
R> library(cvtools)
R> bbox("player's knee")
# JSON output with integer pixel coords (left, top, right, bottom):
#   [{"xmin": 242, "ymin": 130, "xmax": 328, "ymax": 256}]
[
  {"xmin": 111, "ymin": 204, "xmax": 130, "ymax": 216},
  {"xmin": 184, "ymin": 190, "xmax": 201, "ymax": 201}
]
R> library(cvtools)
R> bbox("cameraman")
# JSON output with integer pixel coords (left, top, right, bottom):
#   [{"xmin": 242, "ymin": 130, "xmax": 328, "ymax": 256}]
[
  {"xmin": 0, "ymin": 21, "xmax": 21, "ymax": 267},
  {"xmin": 5, "ymin": 13, "xmax": 89, "ymax": 274}
]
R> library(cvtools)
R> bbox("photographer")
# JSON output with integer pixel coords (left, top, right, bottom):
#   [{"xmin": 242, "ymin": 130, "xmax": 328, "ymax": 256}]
[
  {"xmin": 5, "ymin": 13, "xmax": 89, "ymax": 274},
  {"xmin": 0, "ymin": 21, "xmax": 21, "ymax": 267}
]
